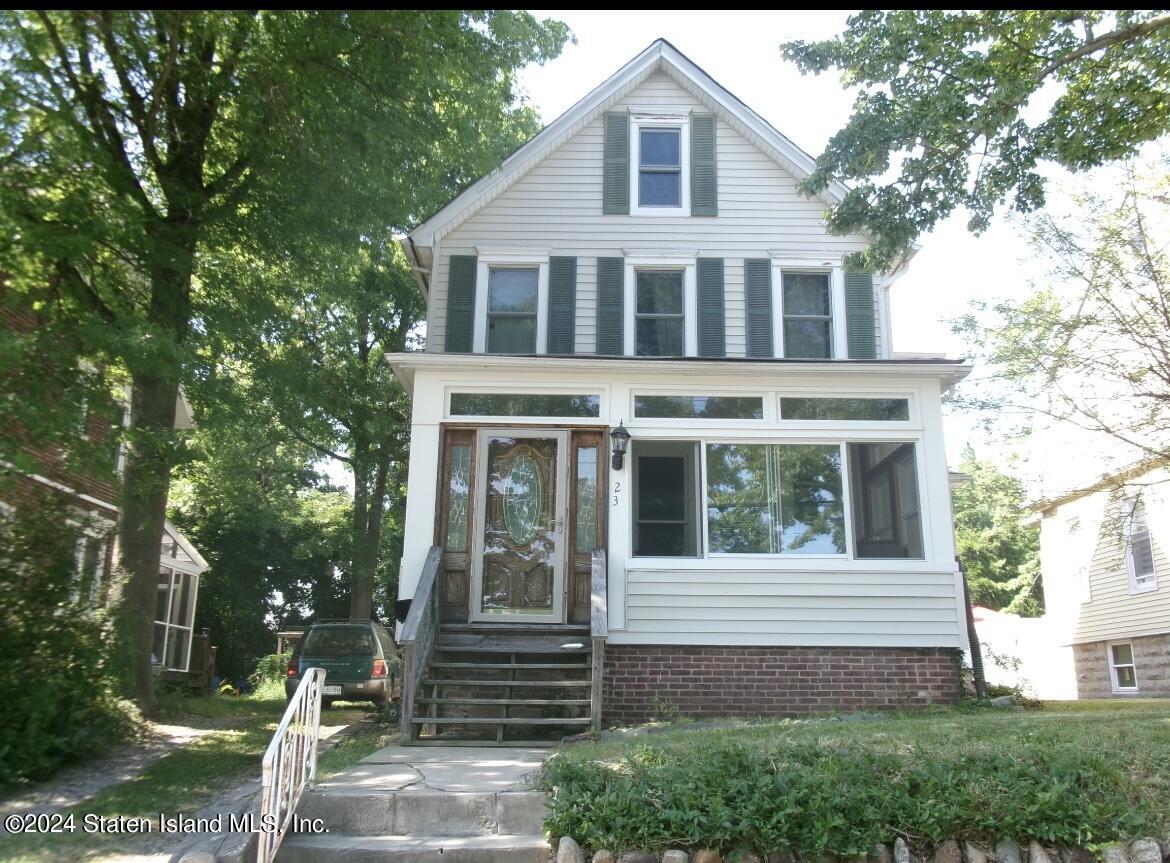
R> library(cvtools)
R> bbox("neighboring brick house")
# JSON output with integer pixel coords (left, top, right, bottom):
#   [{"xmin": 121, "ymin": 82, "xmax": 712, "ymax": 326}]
[
  {"xmin": 1033, "ymin": 459, "xmax": 1170, "ymax": 698},
  {"xmin": 0, "ymin": 303, "xmax": 208, "ymax": 674},
  {"xmin": 389, "ymin": 40, "xmax": 970, "ymax": 743}
]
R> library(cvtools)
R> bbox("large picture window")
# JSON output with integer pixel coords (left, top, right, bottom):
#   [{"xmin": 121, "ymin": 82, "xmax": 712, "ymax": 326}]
[
  {"xmin": 706, "ymin": 443, "xmax": 845, "ymax": 554},
  {"xmin": 486, "ymin": 268, "xmax": 538, "ymax": 353},
  {"xmin": 848, "ymin": 442, "xmax": 924, "ymax": 559},
  {"xmin": 635, "ymin": 271, "xmax": 685, "ymax": 356}
]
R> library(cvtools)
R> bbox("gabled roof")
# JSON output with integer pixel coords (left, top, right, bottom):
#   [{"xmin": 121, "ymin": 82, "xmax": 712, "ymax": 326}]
[{"xmin": 402, "ymin": 38, "xmax": 850, "ymax": 256}]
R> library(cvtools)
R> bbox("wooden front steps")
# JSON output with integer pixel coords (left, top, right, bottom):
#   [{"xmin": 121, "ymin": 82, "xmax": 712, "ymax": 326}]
[{"xmin": 411, "ymin": 626, "xmax": 594, "ymax": 745}]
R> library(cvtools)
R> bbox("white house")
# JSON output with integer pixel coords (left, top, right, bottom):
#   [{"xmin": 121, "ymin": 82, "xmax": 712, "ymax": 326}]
[
  {"xmin": 388, "ymin": 40, "xmax": 972, "ymax": 742},
  {"xmin": 1033, "ymin": 459, "xmax": 1170, "ymax": 698}
]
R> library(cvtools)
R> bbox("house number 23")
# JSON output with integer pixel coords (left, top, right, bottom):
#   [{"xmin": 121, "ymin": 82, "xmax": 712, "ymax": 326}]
[{"xmin": 612, "ymin": 480, "xmax": 621, "ymax": 506}]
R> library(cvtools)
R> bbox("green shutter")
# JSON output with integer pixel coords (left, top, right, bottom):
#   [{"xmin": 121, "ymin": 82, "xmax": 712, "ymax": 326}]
[
  {"xmin": 697, "ymin": 258, "xmax": 725, "ymax": 357},
  {"xmin": 596, "ymin": 257, "xmax": 624, "ymax": 355},
  {"xmin": 603, "ymin": 113, "xmax": 630, "ymax": 215},
  {"xmin": 744, "ymin": 259, "xmax": 773, "ymax": 358},
  {"xmin": 445, "ymin": 255, "xmax": 477, "ymax": 353},
  {"xmin": 548, "ymin": 256, "xmax": 577, "ymax": 354},
  {"xmin": 690, "ymin": 113, "xmax": 717, "ymax": 216},
  {"xmin": 845, "ymin": 271, "xmax": 876, "ymax": 359}
]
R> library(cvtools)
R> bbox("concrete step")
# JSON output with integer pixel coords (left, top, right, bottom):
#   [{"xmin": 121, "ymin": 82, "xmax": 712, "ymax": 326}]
[
  {"xmin": 275, "ymin": 833, "xmax": 550, "ymax": 863},
  {"xmin": 295, "ymin": 790, "xmax": 547, "ymax": 836}
]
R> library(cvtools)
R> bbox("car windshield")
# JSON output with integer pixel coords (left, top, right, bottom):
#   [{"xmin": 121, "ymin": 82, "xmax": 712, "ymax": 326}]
[{"xmin": 301, "ymin": 626, "xmax": 376, "ymax": 656}]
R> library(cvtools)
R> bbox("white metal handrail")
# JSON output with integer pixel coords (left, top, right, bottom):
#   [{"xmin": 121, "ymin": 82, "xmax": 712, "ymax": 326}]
[{"xmin": 257, "ymin": 666, "xmax": 326, "ymax": 863}]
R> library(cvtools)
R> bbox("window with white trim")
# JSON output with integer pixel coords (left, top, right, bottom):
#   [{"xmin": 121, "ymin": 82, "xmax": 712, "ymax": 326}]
[
  {"xmin": 782, "ymin": 272, "xmax": 833, "ymax": 359},
  {"xmin": 1122, "ymin": 497, "xmax": 1157, "ymax": 592},
  {"xmin": 630, "ymin": 114, "xmax": 690, "ymax": 216},
  {"xmin": 486, "ymin": 268, "xmax": 538, "ymax": 354},
  {"xmin": 1108, "ymin": 641, "xmax": 1138, "ymax": 691},
  {"xmin": 635, "ymin": 270, "xmax": 685, "ymax": 356}
]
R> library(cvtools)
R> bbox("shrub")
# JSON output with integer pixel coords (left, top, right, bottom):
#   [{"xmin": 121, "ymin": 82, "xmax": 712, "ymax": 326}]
[
  {"xmin": 0, "ymin": 501, "xmax": 136, "ymax": 790},
  {"xmin": 252, "ymin": 652, "xmax": 292, "ymax": 685},
  {"xmin": 540, "ymin": 736, "xmax": 1156, "ymax": 856}
]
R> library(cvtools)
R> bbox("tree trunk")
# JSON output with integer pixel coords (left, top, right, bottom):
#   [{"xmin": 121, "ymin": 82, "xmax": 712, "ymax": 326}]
[
  {"xmin": 113, "ymin": 217, "xmax": 196, "ymax": 711},
  {"xmin": 115, "ymin": 373, "xmax": 180, "ymax": 711},
  {"xmin": 349, "ymin": 445, "xmax": 390, "ymax": 619}
]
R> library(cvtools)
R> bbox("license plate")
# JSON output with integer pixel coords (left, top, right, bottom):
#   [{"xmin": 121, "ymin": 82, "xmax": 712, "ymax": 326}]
[{"xmin": 323, "ymin": 685, "xmax": 343, "ymax": 695}]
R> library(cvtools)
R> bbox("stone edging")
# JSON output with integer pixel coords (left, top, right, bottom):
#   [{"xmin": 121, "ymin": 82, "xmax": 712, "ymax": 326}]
[{"xmin": 553, "ymin": 835, "xmax": 1170, "ymax": 863}]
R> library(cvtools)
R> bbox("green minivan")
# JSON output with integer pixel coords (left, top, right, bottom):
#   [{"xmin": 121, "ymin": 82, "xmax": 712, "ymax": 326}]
[{"xmin": 286, "ymin": 619, "xmax": 398, "ymax": 708}]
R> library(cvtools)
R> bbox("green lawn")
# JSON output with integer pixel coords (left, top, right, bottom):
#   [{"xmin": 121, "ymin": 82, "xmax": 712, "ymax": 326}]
[
  {"xmin": 0, "ymin": 689, "xmax": 386, "ymax": 863},
  {"xmin": 541, "ymin": 700, "xmax": 1170, "ymax": 858}
]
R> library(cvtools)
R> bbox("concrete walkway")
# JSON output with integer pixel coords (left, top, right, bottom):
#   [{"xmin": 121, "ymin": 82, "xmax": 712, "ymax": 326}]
[{"xmin": 275, "ymin": 744, "xmax": 553, "ymax": 862}]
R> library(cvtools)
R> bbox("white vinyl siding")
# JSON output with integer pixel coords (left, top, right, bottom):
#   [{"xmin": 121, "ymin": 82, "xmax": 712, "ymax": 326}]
[
  {"xmin": 1041, "ymin": 472, "xmax": 1170, "ymax": 646},
  {"xmin": 427, "ymin": 73, "xmax": 874, "ymax": 356},
  {"xmin": 622, "ymin": 568, "xmax": 962, "ymax": 647}
]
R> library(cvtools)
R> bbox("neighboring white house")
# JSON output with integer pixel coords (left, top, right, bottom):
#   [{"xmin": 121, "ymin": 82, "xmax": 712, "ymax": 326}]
[
  {"xmin": 1032, "ymin": 459, "xmax": 1170, "ymax": 698},
  {"xmin": 388, "ymin": 39, "xmax": 972, "ymax": 740}
]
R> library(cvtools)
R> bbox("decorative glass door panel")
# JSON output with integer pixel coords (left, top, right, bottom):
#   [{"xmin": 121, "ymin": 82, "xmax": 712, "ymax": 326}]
[{"xmin": 472, "ymin": 431, "xmax": 567, "ymax": 621}]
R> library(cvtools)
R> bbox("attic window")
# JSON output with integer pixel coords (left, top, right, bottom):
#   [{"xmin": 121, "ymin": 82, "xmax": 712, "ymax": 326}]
[{"xmin": 630, "ymin": 115, "xmax": 689, "ymax": 216}]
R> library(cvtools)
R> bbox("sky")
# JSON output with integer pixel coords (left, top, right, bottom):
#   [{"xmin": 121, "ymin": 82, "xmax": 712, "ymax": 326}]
[{"xmin": 517, "ymin": 10, "xmax": 1048, "ymax": 463}]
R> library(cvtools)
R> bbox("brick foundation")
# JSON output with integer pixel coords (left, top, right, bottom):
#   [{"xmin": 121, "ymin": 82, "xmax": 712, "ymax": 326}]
[
  {"xmin": 1073, "ymin": 634, "xmax": 1170, "ymax": 698},
  {"xmin": 602, "ymin": 644, "xmax": 962, "ymax": 724}
]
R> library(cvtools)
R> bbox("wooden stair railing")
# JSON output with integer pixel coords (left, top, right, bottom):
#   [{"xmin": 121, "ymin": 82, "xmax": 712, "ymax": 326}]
[
  {"xmin": 399, "ymin": 546, "xmax": 443, "ymax": 743},
  {"xmin": 590, "ymin": 548, "xmax": 607, "ymax": 733}
]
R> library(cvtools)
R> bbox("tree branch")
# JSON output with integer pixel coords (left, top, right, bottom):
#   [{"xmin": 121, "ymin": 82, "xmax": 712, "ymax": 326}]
[{"xmin": 1038, "ymin": 14, "xmax": 1170, "ymax": 78}]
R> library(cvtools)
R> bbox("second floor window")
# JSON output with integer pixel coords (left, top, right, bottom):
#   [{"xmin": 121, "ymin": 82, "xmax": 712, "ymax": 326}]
[
  {"xmin": 487, "ymin": 268, "xmax": 538, "ymax": 353},
  {"xmin": 1123, "ymin": 498, "xmax": 1157, "ymax": 592},
  {"xmin": 782, "ymin": 272, "xmax": 832, "ymax": 359},
  {"xmin": 638, "ymin": 127, "xmax": 682, "ymax": 207},
  {"xmin": 635, "ymin": 270, "xmax": 685, "ymax": 356}
]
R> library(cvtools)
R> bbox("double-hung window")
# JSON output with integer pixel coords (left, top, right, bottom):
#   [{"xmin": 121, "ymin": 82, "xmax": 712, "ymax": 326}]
[
  {"xmin": 1109, "ymin": 642, "xmax": 1138, "ymax": 692},
  {"xmin": 635, "ymin": 270, "xmax": 685, "ymax": 356},
  {"xmin": 638, "ymin": 127, "xmax": 682, "ymax": 208},
  {"xmin": 486, "ymin": 268, "xmax": 539, "ymax": 354},
  {"xmin": 782, "ymin": 272, "xmax": 833, "ymax": 358},
  {"xmin": 1122, "ymin": 497, "xmax": 1157, "ymax": 592}
]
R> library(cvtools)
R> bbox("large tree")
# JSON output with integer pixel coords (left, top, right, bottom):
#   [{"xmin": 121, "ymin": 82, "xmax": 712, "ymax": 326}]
[
  {"xmin": 782, "ymin": 11, "xmax": 1170, "ymax": 270},
  {"xmin": 951, "ymin": 449, "xmax": 1043, "ymax": 616},
  {"xmin": 237, "ymin": 244, "xmax": 422, "ymax": 620},
  {"xmin": 953, "ymin": 160, "xmax": 1170, "ymax": 464},
  {"xmin": 0, "ymin": 11, "xmax": 568, "ymax": 709}
]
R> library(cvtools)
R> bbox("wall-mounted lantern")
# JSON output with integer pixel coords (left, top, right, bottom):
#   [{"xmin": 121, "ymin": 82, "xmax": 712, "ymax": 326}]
[{"xmin": 610, "ymin": 421, "xmax": 631, "ymax": 471}]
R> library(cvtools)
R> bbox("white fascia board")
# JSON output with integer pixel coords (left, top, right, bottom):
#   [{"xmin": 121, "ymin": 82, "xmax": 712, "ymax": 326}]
[
  {"xmin": 164, "ymin": 518, "xmax": 210, "ymax": 571},
  {"xmin": 385, "ymin": 352, "xmax": 972, "ymax": 396},
  {"xmin": 405, "ymin": 39, "xmax": 851, "ymax": 253}
]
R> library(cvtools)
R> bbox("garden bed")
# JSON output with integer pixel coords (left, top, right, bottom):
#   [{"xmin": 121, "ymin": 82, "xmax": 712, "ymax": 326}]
[{"xmin": 540, "ymin": 701, "xmax": 1170, "ymax": 860}]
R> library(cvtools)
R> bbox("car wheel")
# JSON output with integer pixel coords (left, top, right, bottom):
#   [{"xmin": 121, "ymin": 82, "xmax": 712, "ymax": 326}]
[
  {"xmin": 372, "ymin": 694, "xmax": 390, "ymax": 709},
  {"xmin": 322, "ymin": 698, "xmax": 334, "ymax": 709}
]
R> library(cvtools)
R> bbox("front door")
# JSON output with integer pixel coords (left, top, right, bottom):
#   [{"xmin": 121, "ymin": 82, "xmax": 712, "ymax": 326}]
[{"xmin": 471, "ymin": 429, "xmax": 568, "ymax": 623}]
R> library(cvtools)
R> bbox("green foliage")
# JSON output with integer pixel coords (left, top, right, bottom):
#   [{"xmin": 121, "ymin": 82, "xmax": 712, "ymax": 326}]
[
  {"xmin": 542, "ymin": 735, "xmax": 1155, "ymax": 855},
  {"xmin": 782, "ymin": 11, "xmax": 1170, "ymax": 270},
  {"xmin": 0, "ymin": 10, "xmax": 571, "ymax": 705},
  {"xmin": 169, "ymin": 414, "xmax": 353, "ymax": 680},
  {"xmin": 952, "ymin": 450, "xmax": 1042, "ymax": 615},
  {"xmin": 0, "ymin": 501, "xmax": 136, "ymax": 790},
  {"xmin": 252, "ymin": 652, "xmax": 292, "ymax": 685},
  {"xmin": 952, "ymin": 161, "xmax": 1170, "ymax": 464}
]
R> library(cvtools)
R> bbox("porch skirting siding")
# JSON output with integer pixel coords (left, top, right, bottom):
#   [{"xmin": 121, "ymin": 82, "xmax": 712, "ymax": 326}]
[
  {"xmin": 602, "ymin": 644, "xmax": 961, "ymax": 723},
  {"xmin": 1072, "ymin": 634, "xmax": 1170, "ymax": 699}
]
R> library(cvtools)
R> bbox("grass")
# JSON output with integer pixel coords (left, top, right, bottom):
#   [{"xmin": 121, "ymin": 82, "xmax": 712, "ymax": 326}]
[
  {"xmin": 0, "ymin": 687, "xmax": 385, "ymax": 863},
  {"xmin": 540, "ymin": 700, "xmax": 1170, "ymax": 858}
]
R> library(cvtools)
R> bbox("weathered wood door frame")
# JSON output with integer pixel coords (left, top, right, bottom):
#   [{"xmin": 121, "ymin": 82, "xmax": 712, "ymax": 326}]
[{"xmin": 435, "ymin": 423, "xmax": 607, "ymax": 625}]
